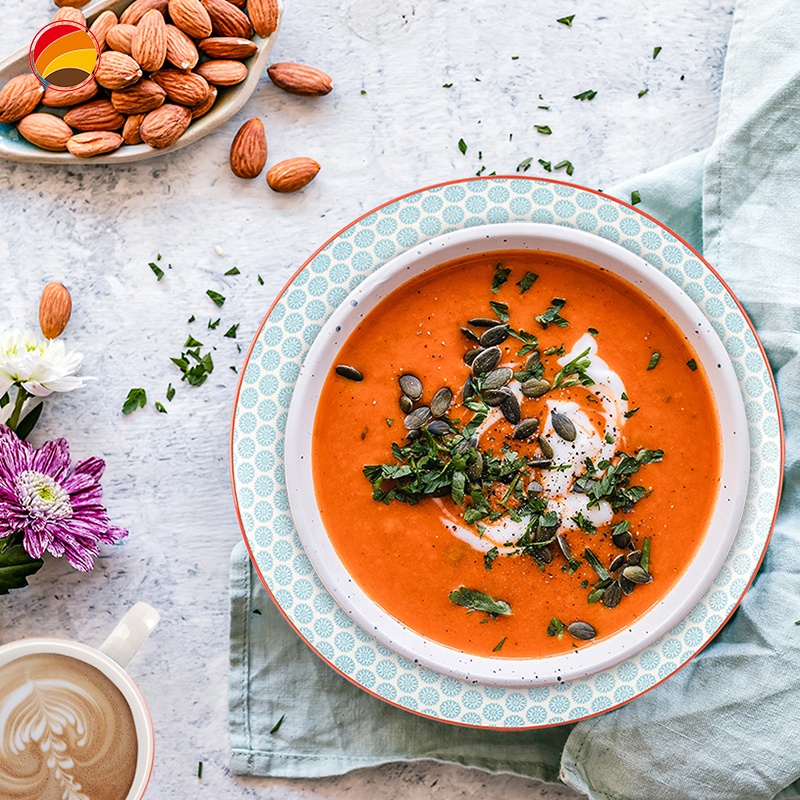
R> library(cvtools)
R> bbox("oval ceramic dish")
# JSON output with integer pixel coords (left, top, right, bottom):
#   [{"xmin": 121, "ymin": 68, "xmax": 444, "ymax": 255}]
[
  {"xmin": 283, "ymin": 223, "xmax": 750, "ymax": 686},
  {"xmin": 231, "ymin": 177, "xmax": 783, "ymax": 726}
]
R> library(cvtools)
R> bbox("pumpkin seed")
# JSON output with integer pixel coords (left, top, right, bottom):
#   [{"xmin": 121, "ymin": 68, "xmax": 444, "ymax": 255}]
[
  {"xmin": 609, "ymin": 554, "xmax": 626, "ymax": 572},
  {"xmin": 551, "ymin": 411, "xmax": 577, "ymax": 441},
  {"xmin": 406, "ymin": 429, "xmax": 420, "ymax": 441},
  {"xmin": 527, "ymin": 479, "xmax": 544, "ymax": 493},
  {"xmin": 472, "ymin": 346, "xmax": 502, "ymax": 376},
  {"xmin": 482, "ymin": 367, "xmax": 513, "ymax": 390},
  {"xmin": 612, "ymin": 529, "xmax": 633, "ymax": 549},
  {"xmin": 427, "ymin": 419, "xmax": 451, "ymax": 437},
  {"xmin": 404, "ymin": 406, "xmax": 431, "ymax": 430},
  {"xmin": 619, "ymin": 574, "xmax": 635, "ymax": 596},
  {"xmin": 525, "ymin": 350, "xmax": 541, "ymax": 371},
  {"xmin": 568, "ymin": 621, "xmax": 596, "ymax": 641},
  {"xmin": 462, "ymin": 376, "xmax": 475, "ymax": 401},
  {"xmin": 431, "ymin": 387, "xmax": 453, "ymax": 418},
  {"xmin": 464, "ymin": 348, "xmax": 483, "ymax": 366},
  {"xmin": 540, "ymin": 545, "xmax": 553, "ymax": 564},
  {"xmin": 528, "ymin": 457, "xmax": 552, "ymax": 468},
  {"xmin": 483, "ymin": 386, "xmax": 514, "ymax": 407},
  {"xmin": 602, "ymin": 581, "xmax": 623, "ymax": 608},
  {"xmin": 501, "ymin": 393, "xmax": 521, "ymax": 425},
  {"xmin": 461, "ymin": 326, "xmax": 480, "ymax": 343},
  {"xmin": 480, "ymin": 324, "xmax": 510, "ymax": 347},
  {"xmin": 468, "ymin": 317, "xmax": 499, "ymax": 328},
  {"xmin": 512, "ymin": 418, "xmax": 539, "ymax": 440},
  {"xmin": 537, "ymin": 436, "xmax": 554, "ymax": 459},
  {"xmin": 399, "ymin": 395, "xmax": 414, "ymax": 414},
  {"xmin": 467, "ymin": 450, "xmax": 483, "ymax": 482},
  {"xmin": 556, "ymin": 535, "xmax": 573, "ymax": 561},
  {"xmin": 335, "ymin": 365, "xmax": 363, "ymax": 381},
  {"xmin": 399, "ymin": 373, "xmax": 423, "ymax": 400},
  {"xmin": 621, "ymin": 565, "xmax": 652, "ymax": 584},
  {"xmin": 521, "ymin": 378, "xmax": 551, "ymax": 398},
  {"xmin": 627, "ymin": 550, "xmax": 642, "ymax": 566}
]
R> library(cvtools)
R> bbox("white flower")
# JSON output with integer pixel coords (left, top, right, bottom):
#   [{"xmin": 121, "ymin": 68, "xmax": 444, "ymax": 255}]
[{"xmin": 0, "ymin": 330, "xmax": 92, "ymax": 398}]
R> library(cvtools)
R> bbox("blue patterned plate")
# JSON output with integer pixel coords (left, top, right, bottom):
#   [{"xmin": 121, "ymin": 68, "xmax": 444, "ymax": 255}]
[{"xmin": 231, "ymin": 177, "xmax": 783, "ymax": 728}]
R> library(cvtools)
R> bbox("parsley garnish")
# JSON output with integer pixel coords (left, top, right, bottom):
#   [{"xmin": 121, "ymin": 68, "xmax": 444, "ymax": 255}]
[
  {"xmin": 208, "ymin": 319, "xmax": 220, "ymax": 330},
  {"xmin": 155, "ymin": 401, "xmax": 167, "ymax": 414},
  {"xmin": 491, "ymin": 263, "xmax": 511, "ymax": 293},
  {"xmin": 224, "ymin": 324, "xmax": 239, "ymax": 339},
  {"xmin": 257, "ymin": 275, "xmax": 264, "ymax": 285},
  {"xmin": 535, "ymin": 125, "xmax": 552, "ymax": 135},
  {"xmin": 573, "ymin": 89, "xmax": 597, "ymax": 101},
  {"xmin": 493, "ymin": 637, "xmax": 507, "ymax": 652},
  {"xmin": 225, "ymin": 266, "xmax": 240, "ymax": 275},
  {"xmin": 557, "ymin": 14, "xmax": 575, "ymax": 26},
  {"xmin": 538, "ymin": 158, "xmax": 552, "ymax": 172},
  {"xmin": 647, "ymin": 352, "xmax": 661, "ymax": 370},
  {"xmin": 535, "ymin": 298, "xmax": 569, "ymax": 328},
  {"xmin": 638, "ymin": 88, "xmax": 649, "ymax": 98},
  {"xmin": 270, "ymin": 714, "xmax": 285, "ymax": 734},
  {"xmin": 187, "ymin": 315, "xmax": 196, "ymax": 323},
  {"xmin": 624, "ymin": 407, "xmax": 639, "ymax": 418},
  {"xmin": 489, "ymin": 301, "xmax": 510, "ymax": 322},
  {"xmin": 516, "ymin": 271, "xmax": 538, "ymax": 293},
  {"xmin": 166, "ymin": 383, "xmax": 175, "ymax": 402},
  {"xmin": 207, "ymin": 289, "xmax": 226, "ymax": 307},
  {"xmin": 122, "ymin": 388, "xmax": 147, "ymax": 415},
  {"xmin": 653, "ymin": 46, "xmax": 662, "ymax": 59},
  {"xmin": 544, "ymin": 343, "xmax": 565, "ymax": 356},
  {"xmin": 149, "ymin": 262, "xmax": 164, "ymax": 281},
  {"xmin": 185, "ymin": 335, "xmax": 203, "ymax": 347},
  {"xmin": 687, "ymin": 358, "xmax": 697, "ymax": 371},
  {"xmin": 547, "ymin": 617, "xmax": 566, "ymax": 637},
  {"xmin": 551, "ymin": 347, "xmax": 594, "ymax": 389},
  {"xmin": 443, "ymin": 82, "xmax": 453, "ymax": 88},
  {"xmin": 631, "ymin": 190, "xmax": 641, "ymax": 205},
  {"xmin": 516, "ymin": 157, "xmax": 533, "ymax": 173},
  {"xmin": 449, "ymin": 586, "xmax": 511, "ymax": 618},
  {"xmin": 580, "ymin": 449, "xmax": 663, "ymax": 512},
  {"xmin": 571, "ymin": 511, "xmax": 596, "ymax": 534},
  {"xmin": 458, "ymin": 138, "xmax": 467, "ymax": 155},
  {"xmin": 553, "ymin": 159, "xmax": 575, "ymax": 176},
  {"xmin": 484, "ymin": 546, "xmax": 499, "ymax": 571}
]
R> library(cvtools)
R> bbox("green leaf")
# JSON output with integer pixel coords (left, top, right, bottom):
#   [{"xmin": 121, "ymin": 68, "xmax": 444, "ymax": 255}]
[
  {"xmin": 491, "ymin": 263, "xmax": 511, "ymax": 293},
  {"xmin": 535, "ymin": 297, "xmax": 569, "ymax": 328},
  {"xmin": 535, "ymin": 125, "xmax": 552, "ymax": 135},
  {"xmin": 493, "ymin": 637, "xmax": 507, "ymax": 652},
  {"xmin": 225, "ymin": 267, "xmax": 240, "ymax": 275},
  {"xmin": 149, "ymin": 262, "xmax": 164, "ymax": 281},
  {"xmin": 647, "ymin": 352, "xmax": 661, "ymax": 370},
  {"xmin": 208, "ymin": 318, "xmax": 221, "ymax": 330},
  {"xmin": 443, "ymin": 82, "xmax": 453, "ymax": 88},
  {"xmin": 573, "ymin": 89, "xmax": 596, "ymax": 101},
  {"xmin": 552, "ymin": 347, "xmax": 594, "ymax": 389},
  {"xmin": 185, "ymin": 335, "xmax": 203, "ymax": 347},
  {"xmin": 484, "ymin": 546, "xmax": 499, "ymax": 571},
  {"xmin": 187, "ymin": 315, "xmax": 196, "ymax": 323},
  {"xmin": 653, "ymin": 46, "xmax": 662, "ymax": 59},
  {"xmin": 15, "ymin": 403, "xmax": 43, "ymax": 441},
  {"xmin": 584, "ymin": 547, "xmax": 610, "ymax": 581},
  {"xmin": 155, "ymin": 401, "xmax": 167, "ymax": 414},
  {"xmin": 122, "ymin": 388, "xmax": 147, "ymax": 415},
  {"xmin": 516, "ymin": 271, "xmax": 538, "ymax": 294},
  {"xmin": 206, "ymin": 289, "xmax": 226, "ymax": 307},
  {"xmin": 538, "ymin": 159, "xmax": 552, "ymax": 172},
  {"xmin": 166, "ymin": 383, "xmax": 175, "ymax": 402},
  {"xmin": 631, "ymin": 190, "xmax": 641, "ymax": 206},
  {"xmin": 638, "ymin": 88, "xmax": 649, "ymax": 98},
  {"xmin": 624, "ymin": 407, "xmax": 639, "ymax": 418},
  {"xmin": 224, "ymin": 324, "xmax": 239, "ymax": 339},
  {"xmin": 458, "ymin": 138, "xmax": 467, "ymax": 155},
  {"xmin": 257, "ymin": 275, "xmax": 264, "ymax": 285},
  {"xmin": 687, "ymin": 358, "xmax": 698, "ymax": 371},
  {"xmin": 489, "ymin": 301, "xmax": 510, "ymax": 322},
  {"xmin": 449, "ymin": 586, "xmax": 512, "ymax": 618},
  {"xmin": 0, "ymin": 539, "xmax": 44, "ymax": 595},
  {"xmin": 516, "ymin": 157, "xmax": 533, "ymax": 173},
  {"xmin": 547, "ymin": 617, "xmax": 566, "ymax": 638},
  {"xmin": 641, "ymin": 536, "xmax": 651, "ymax": 572},
  {"xmin": 270, "ymin": 714, "xmax": 285, "ymax": 734},
  {"xmin": 553, "ymin": 159, "xmax": 575, "ymax": 176},
  {"xmin": 557, "ymin": 14, "xmax": 575, "ymax": 26}
]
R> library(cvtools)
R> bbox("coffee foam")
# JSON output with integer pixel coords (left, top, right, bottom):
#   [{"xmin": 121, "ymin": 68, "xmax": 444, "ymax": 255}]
[{"xmin": 0, "ymin": 653, "xmax": 138, "ymax": 800}]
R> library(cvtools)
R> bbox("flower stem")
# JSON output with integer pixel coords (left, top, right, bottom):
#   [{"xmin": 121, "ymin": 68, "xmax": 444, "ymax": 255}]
[{"xmin": 7, "ymin": 386, "xmax": 28, "ymax": 432}]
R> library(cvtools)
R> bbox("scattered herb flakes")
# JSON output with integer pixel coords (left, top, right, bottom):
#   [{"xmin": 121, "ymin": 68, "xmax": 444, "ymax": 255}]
[
  {"xmin": 476, "ymin": 167, "xmax": 486, "ymax": 177},
  {"xmin": 458, "ymin": 138, "xmax": 467, "ymax": 155},
  {"xmin": 516, "ymin": 156, "xmax": 533, "ymax": 173},
  {"xmin": 149, "ymin": 262, "xmax": 164, "ymax": 281},
  {"xmin": 197, "ymin": 762, "xmax": 203, "ymax": 779},
  {"xmin": 535, "ymin": 297, "xmax": 569, "ymax": 329},
  {"xmin": 795, "ymin": 620, "xmax": 800, "ymax": 626},
  {"xmin": 647, "ymin": 352, "xmax": 661, "ymax": 370},
  {"xmin": 491, "ymin": 263, "xmax": 511, "ymax": 293},
  {"xmin": 588, "ymin": 327, "xmax": 599, "ymax": 337},
  {"xmin": 638, "ymin": 88, "xmax": 649, "ymax": 98},
  {"xmin": 631, "ymin": 190, "xmax": 641, "ymax": 206},
  {"xmin": 544, "ymin": 343, "xmax": 565, "ymax": 356},
  {"xmin": 547, "ymin": 617, "xmax": 566, "ymax": 638},
  {"xmin": 604, "ymin": 432, "xmax": 615, "ymax": 444},
  {"xmin": 208, "ymin": 319, "xmax": 220, "ymax": 330},
  {"xmin": 489, "ymin": 301, "xmax": 510, "ymax": 322},
  {"xmin": 623, "ymin": 407, "xmax": 639, "ymax": 418},
  {"xmin": 620, "ymin": 391, "xmax": 628, "ymax": 401},
  {"xmin": 224, "ymin": 324, "xmax": 240, "ymax": 339},
  {"xmin": 516, "ymin": 271, "xmax": 538, "ymax": 294},
  {"xmin": 225, "ymin": 266, "xmax": 240, "ymax": 276},
  {"xmin": 557, "ymin": 14, "xmax": 575, "ymax": 26},
  {"xmin": 155, "ymin": 401, "xmax": 167, "ymax": 414},
  {"xmin": 538, "ymin": 158, "xmax": 552, "ymax": 172},
  {"xmin": 579, "ymin": 579, "xmax": 589, "ymax": 589},
  {"xmin": 450, "ymin": 586, "xmax": 511, "ymax": 618},
  {"xmin": 573, "ymin": 89, "xmax": 597, "ymax": 101},
  {"xmin": 386, "ymin": 418, "xmax": 394, "ymax": 427},
  {"xmin": 535, "ymin": 125, "xmax": 552, "ymax": 135},
  {"xmin": 571, "ymin": 511, "xmax": 597, "ymax": 534},
  {"xmin": 230, "ymin": 365, "xmax": 238, "ymax": 373},
  {"xmin": 641, "ymin": 536, "xmax": 652, "ymax": 572},
  {"xmin": 185, "ymin": 335, "xmax": 203, "ymax": 347},
  {"xmin": 493, "ymin": 637, "xmax": 507, "ymax": 652},
  {"xmin": 207, "ymin": 289, "xmax": 226, "ymax": 307},
  {"xmin": 552, "ymin": 347, "xmax": 593, "ymax": 389},
  {"xmin": 360, "ymin": 88, "xmax": 367, "ymax": 94},
  {"xmin": 653, "ymin": 46, "xmax": 662, "ymax": 59},
  {"xmin": 187, "ymin": 315, "xmax": 196, "ymax": 323},
  {"xmin": 553, "ymin": 159, "xmax": 575, "ymax": 176},
  {"xmin": 443, "ymin": 82, "xmax": 453, "ymax": 88},
  {"xmin": 166, "ymin": 383, "xmax": 175, "ymax": 402},
  {"xmin": 511, "ymin": 55, "xmax": 519, "ymax": 60},
  {"xmin": 122, "ymin": 388, "xmax": 147, "ymax": 415},
  {"xmin": 538, "ymin": 105, "xmax": 550, "ymax": 110},
  {"xmin": 270, "ymin": 714, "xmax": 285, "ymax": 735},
  {"xmin": 687, "ymin": 358, "xmax": 698, "ymax": 371},
  {"xmin": 257, "ymin": 275, "xmax": 264, "ymax": 285},
  {"xmin": 484, "ymin": 546, "xmax": 499, "ymax": 571}
]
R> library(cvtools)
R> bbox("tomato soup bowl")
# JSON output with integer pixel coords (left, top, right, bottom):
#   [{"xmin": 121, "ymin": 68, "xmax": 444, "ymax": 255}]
[{"xmin": 284, "ymin": 223, "xmax": 750, "ymax": 687}]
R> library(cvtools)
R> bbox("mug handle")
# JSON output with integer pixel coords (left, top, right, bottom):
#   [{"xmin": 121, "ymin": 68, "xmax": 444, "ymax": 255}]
[{"xmin": 98, "ymin": 602, "xmax": 160, "ymax": 669}]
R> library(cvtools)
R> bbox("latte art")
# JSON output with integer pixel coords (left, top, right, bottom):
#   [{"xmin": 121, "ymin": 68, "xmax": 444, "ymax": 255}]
[{"xmin": 0, "ymin": 654, "xmax": 138, "ymax": 800}]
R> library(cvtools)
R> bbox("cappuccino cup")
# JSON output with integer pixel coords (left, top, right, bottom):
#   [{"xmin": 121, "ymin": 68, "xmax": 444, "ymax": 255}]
[{"xmin": 0, "ymin": 602, "xmax": 159, "ymax": 800}]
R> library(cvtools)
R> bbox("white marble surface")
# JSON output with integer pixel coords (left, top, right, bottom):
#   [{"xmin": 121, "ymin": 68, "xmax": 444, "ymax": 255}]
[{"xmin": 0, "ymin": 0, "xmax": 734, "ymax": 797}]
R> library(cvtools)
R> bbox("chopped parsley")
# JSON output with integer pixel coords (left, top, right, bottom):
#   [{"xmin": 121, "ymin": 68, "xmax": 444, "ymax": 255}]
[
  {"xmin": 443, "ymin": 82, "xmax": 453, "ymax": 88},
  {"xmin": 225, "ymin": 266, "xmax": 240, "ymax": 275},
  {"xmin": 489, "ymin": 301, "xmax": 510, "ymax": 322},
  {"xmin": 122, "ymin": 388, "xmax": 147, "ymax": 415},
  {"xmin": 184, "ymin": 335, "xmax": 203, "ymax": 347},
  {"xmin": 573, "ymin": 89, "xmax": 597, "ymax": 101},
  {"xmin": 516, "ymin": 157, "xmax": 533, "ymax": 173},
  {"xmin": 638, "ymin": 88, "xmax": 649, "ymax": 98},
  {"xmin": 155, "ymin": 401, "xmax": 167, "ymax": 414},
  {"xmin": 257, "ymin": 275, "xmax": 264, "ymax": 285},
  {"xmin": 631, "ymin": 190, "xmax": 641, "ymax": 205},
  {"xmin": 516, "ymin": 271, "xmax": 538, "ymax": 293},
  {"xmin": 538, "ymin": 158, "xmax": 552, "ymax": 172},
  {"xmin": 449, "ymin": 586, "xmax": 511, "ymax": 618},
  {"xmin": 224, "ymin": 324, "xmax": 239, "ymax": 339},
  {"xmin": 149, "ymin": 262, "xmax": 164, "ymax": 281},
  {"xmin": 653, "ymin": 46, "xmax": 662, "ymax": 59},
  {"xmin": 624, "ymin": 407, "xmax": 639, "ymax": 418},
  {"xmin": 206, "ymin": 289, "xmax": 226, "ymax": 307},
  {"xmin": 553, "ymin": 159, "xmax": 575, "ymax": 176},
  {"xmin": 458, "ymin": 138, "xmax": 467, "ymax": 155},
  {"xmin": 578, "ymin": 449, "xmax": 663, "ymax": 512},
  {"xmin": 493, "ymin": 637, "xmax": 507, "ymax": 652},
  {"xmin": 547, "ymin": 617, "xmax": 566, "ymax": 638},
  {"xmin": 535, "ymin": 125, "xmax": 552, "ymax": 135},
  {"xmin": 166, "ymin": 383, "xmax": 175, "ymax": 402},
  {"xmin": 557, "ymin": 14, "xmax": 575, "ymax": 26},
  {"xmin": 484, "ymin": 546, "xmax": 499, "ymax": 571},
  {"xmin": 647, "ymin": 352, "xmax": 661, "ymax": 370},
  {"xmin": 551, "ymin": 347, "xmax": 594, "ymax": 389},
  {"xmin": 571, "ymin": 511, "xmax": 597, "ymax": 534},
  {"xmin": 491, "ymin": 263, "xmax": 511, "ymax": 293},
  {"xmin": 535, "ymin": 298, "xmax": 569, "ymax": 328},
  {"xmin": 208, "ymin": 318, "xmax": 220, "ymax": 330},
  {"xmin": 270, "ymin": 714, "xmax": 285, "ymax": 735},
  {"xmin": 687, "ymin": 358, "xmax": 697, "ymax": 371}
]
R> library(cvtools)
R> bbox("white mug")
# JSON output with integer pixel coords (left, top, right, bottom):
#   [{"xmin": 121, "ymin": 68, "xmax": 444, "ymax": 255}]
[{"xmin": 0, "ymin": 602, "xmax": 160, "ymax": 800}]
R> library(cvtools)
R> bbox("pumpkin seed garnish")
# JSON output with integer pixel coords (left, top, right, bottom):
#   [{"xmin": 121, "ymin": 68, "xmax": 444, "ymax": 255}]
[
  {"xmin": 468, "ymin": 317, "xmax": 499, "ymax": 328},
  {"xmin": 527, "ymin": 479, "xmax": 544, "ymax": 493},
  {"xmin": 626, "ymin": 550, "xmax": 642, "ymax": 566},
  {"xmin": 602, "ymin": 581, "xmax": 623, "ymax": 608},
  {"xmin": 335, "ymin": 365, "xmax": 364, "ymax": 382},
  {"xmin": 611, "ymin": 521, "xmax": 632, "ymax": 549},
  {"xmin": 521, "ymin": 378, "xmax": 551, "ymax": 398},
  {"xmin": 406, "ymin": 429, "xmax": 421, "ymax": 441},
  {"xmin": 482, "ymin": 367, "xmax": 514, "ymax": 390},
  {"xmin": 501, "ymin": 392, "xmax": 521, "ymax": 425},
  {"xmin": 431, "ymin": 387, "xmax": 453, "ymax": 418},
  {"xmin": 399, "ymin": 395, "xmax": 414, "ymax": 414},
  {"xmin": 427, "ymin": 419, "xmax": 451, "ymax": 437},
  {"xmin": 399, "ymin": 373, "xmax": 423, "ymax": 400},
  {"xmin": 568, "ymin": 621, "xmax": 596, "ymax": 640},
  {"xmin": 528, "ymin": 457, "xmax": 552, "ymax": 468},
  {"xmin": 461, "ymin": 326, "xmax": 480, "ymax": 343},
  {"xmin": 619, "ymin": 574, "xmax": 635, "ymax": 595},
  {"xmin": 480, "ymin": 324, "xmax": 510, "ymax": 347},
  {"xmin": 404, "ymin": 406, "xmax": 432, "ymax": 430},
  {"xmin": 621, "ymin": 565, "xmax": 652, "ymax": 584},
  {"xmin": 472, "ymin": 346, "xmax": 502, "ymax": 376},
  {"xmin": 556, "ymin": 534, "xmax": 573, "ymax": 561},
  {"xmin": 512, "ymin": 418, "xmax": 540, "ymax": 440},
  {"xmin": 467, "ymin": 450, "xmax": 484, "ymax": 482},
  {"xmin": 609, "ymin": 553, "xmax": 626, "ymax": 572},
  {"xmin": 537, "ymin": 436, "xmax": 554, "ymax": 459},
  {"xmin": 525, "ymin": 350, "xmax": 541, "ymax": 370},
  {"xmin": 462, "ymin": 376, "xmax": 475, "ymax": 401},
  {"xmin": 464, "ymin": 348, "xmax": 483, "ymax": 366},
  {"xmin": 551, "ymin": 411, "xmax": 577, "ymax": 441},
  {"xmin": 483, "ymin": 386, "xmax": 514, "ymax": 407}
]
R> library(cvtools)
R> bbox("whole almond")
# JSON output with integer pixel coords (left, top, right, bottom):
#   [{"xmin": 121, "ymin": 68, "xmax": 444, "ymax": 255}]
[
  {"xmin": 267, "ymin": 63, "xmax": 333, "ymax": 97},
  {"xmin": 95, "ymin": 51, "xmax": 143, "ymax": 90},
  {"xmin": 65, "ymin": 99, "xmax": 126, "ymax": 131},
  {"xmin": 197, "ymin": 36, "xmax": 257, "ymax": 59},
  {"xmin": 106, "ymin": 24, "xmax": 137, "ymax": 54},
  {"xmin": 43, "ymin": 78, "xmax": 98, "ymax": 108},
  {"xmin": 122, "ymin": 113, "xmax": 147, "ymax": 144},
  {"xmin": 226, "ymin": 0, "xmax": 246, "ymax": 7},
  {"xmin": 139, "ymin": 103, "xmax": 192, "ymax": 149},
  {"xmin": 111, "ymin": 79, "xmax": 166, "ymax": 114},
  {"xmin": 67, "ymin": 131, "xmax": 124, "ymax": 157},
  {"xmin": 230, "ymin": 118, "xmax": 266, "ymax": 179},
  {"xmin": 191, "ymin": 85, "xmax": 217, "ymax": 118},
  {"xmin": 39, "ymin": 283, "xmax": 73, "ymax": 340},
  {"xmin": 120, "ymin": 0, "xmax": 168, "ymax": 25},
  {"xmin": 18, "ymin": 114, "xmax": 73, "ymax": 152},
  {"xmin": 165, "ymin": 24, "xmax": 199, "ymax": 69},
  {"xmin": 133, "ymin": 9, "xmax": 167, "ymax": 72},
  {"xmin": 0, "ymin": 75, "xmax": 44, "ymax": 124},
  {"xmin": 151, "ymin": 69, "xmax": 209, "ymax": 106},
  {"xmin": 54, "ymin": 0, "xmax": 89, "ymax": 6},
  {"xmin": 168, "ymin": 0, "xmax": 212, "ymax": 39},
  {"xmin": 195, "ymin": 59, "xmax": 247, "ymax": 86},
  {"xmin": 248, "ymin": 0, "xmax": 279, "ymax": 38},
  {"xmin": 53, "ymin": 7, "xmax": 86, "ymax": 23},
  {"xmin": 266, "ymin": 157, "xmax": 320, "ymax": 193},
  {"xmin": 200, "ymin": 0, "xmax": 253, "ymax": 38},
  {"xmin": 90, "ymin": 10, "xmax": 118, "ymax": 52}
]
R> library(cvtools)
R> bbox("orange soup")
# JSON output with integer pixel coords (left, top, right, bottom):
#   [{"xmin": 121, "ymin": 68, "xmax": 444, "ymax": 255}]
[{"xmin": 311, "ymin": 251, "xmax": 722, "ymax": 658}]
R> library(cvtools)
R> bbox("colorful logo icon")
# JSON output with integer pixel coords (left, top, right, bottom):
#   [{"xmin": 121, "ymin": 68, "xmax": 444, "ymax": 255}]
[{"xmin": 28, "ymin": 21, "xmax": 99, "ymax": 91}]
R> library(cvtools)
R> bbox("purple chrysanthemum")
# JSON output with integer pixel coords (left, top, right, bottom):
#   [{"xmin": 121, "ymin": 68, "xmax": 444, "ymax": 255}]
[{"xmin": 0, "ymin": 426, "xmax": 127, "ymax": 572}]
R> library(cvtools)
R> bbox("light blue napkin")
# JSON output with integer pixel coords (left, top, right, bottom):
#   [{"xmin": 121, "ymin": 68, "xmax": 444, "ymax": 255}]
[{"xmin": 230, "ymin": 0, "xmax": 800, "ymax": 795}]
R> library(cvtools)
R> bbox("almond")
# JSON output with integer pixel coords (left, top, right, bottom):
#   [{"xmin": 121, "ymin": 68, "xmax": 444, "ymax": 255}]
[
  {"xmin": 151, "ymin": 69, "xmax": 209, "ymax": 106},
  {"xmin": 67, "ymin": 131, "xmax": 124, "ymax": 157},
  {"xmin": 39, "ymin": 283, "xmax": 73, "ymax": 340},
  {"xmin": 195, "ymin": 59, "xmax": 247, "ymax": 86},
  {"xmin": 53, "ymin": 7, "xmax": 86, "ymax": 23},
  {"xmin": 111, "ymin": 79, "xmax": 166, "ymax": 114},
  {"xmin": 266, "ymin": 157, "xmax": 320, "ymax": 193},
  {"xmin": 0, "ymin": 75, "xmax": 45, "ymax": 124},
  {"xmin": 42, "ymin": 78, "xmax": 98, "ymax": 108},
  {"xmin": 197, "ymin": 36, "xmax": 256, "ymax": 59},
  {"xmin": 200, "ymin": 0, "xmax": 253, "ymax": 38},
  {"xmin": 122, "ymin": 113, "xmax": 147, "ymax": 144},
  {"xmin": 226, "ymin": 0, "xmax": 246, "ymax": 7},
  {"xmin": 165, "ymin": 24, "xmax": 199, "ymax": 69},
  {"xmin": 133, "ymin": 9, "xmax": 167, "ymax": 72},
  {"xmin": 168, "ymin": 0, "xmax": 212, "ymax": 39},
  {"xmin": 95, "ymin": 51, "xmax": 143, "ymax": 90},
  {"xmin": 267, "ymin": 62, "xmax": 333, "ymax": 97},
  {"xmin": 106, "ymin": 24, "xmax": 137, "ymax": 54},
  {"xmin": 139, "ymin": 103, "xmax": 192, "ymax": 149},
  {"xmin": 65, "ymin": 99, "xmax": 126, "ymax": 131},
  {"xmin": 120, "ymin": 0, "xmax": 168, "ymax": 25},
  {"xmin": 89, "ymin": 10, "xmax": 118, "ymax": 52},
  {"xmin": 191, "ymin": 85, "xmax": 217, "ymax": 118},
  {"xmin": 54, "ymin": 0, "xmax": 90, "ymax": 7},
  {"xmin": 230, "ymin": 118, "xmax": 266, "ymax": 179},
  {"xmin": 17, "ymin": 114, "xmax": 73, "ymax": 152},
  {"xmin": 247, "ymin": 0, "xmax": 279, "ymax": 38}
]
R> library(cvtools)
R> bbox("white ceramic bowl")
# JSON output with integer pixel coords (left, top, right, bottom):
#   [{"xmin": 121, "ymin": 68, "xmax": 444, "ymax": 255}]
[{"xmin": 285, "ymin": 223, "xmax": 750, "ymax": 686}]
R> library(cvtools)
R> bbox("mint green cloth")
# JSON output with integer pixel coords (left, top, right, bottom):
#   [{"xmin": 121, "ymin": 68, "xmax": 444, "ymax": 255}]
[{"xmin": 229, "ymin": 0, "xmax": 800, "ymax": 795}]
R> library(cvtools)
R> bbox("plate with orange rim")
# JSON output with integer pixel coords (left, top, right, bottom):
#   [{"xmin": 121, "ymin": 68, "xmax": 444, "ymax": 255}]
[{"xmin": 230, "ymin": 177, "xmax": 783, "ymax": 728}]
